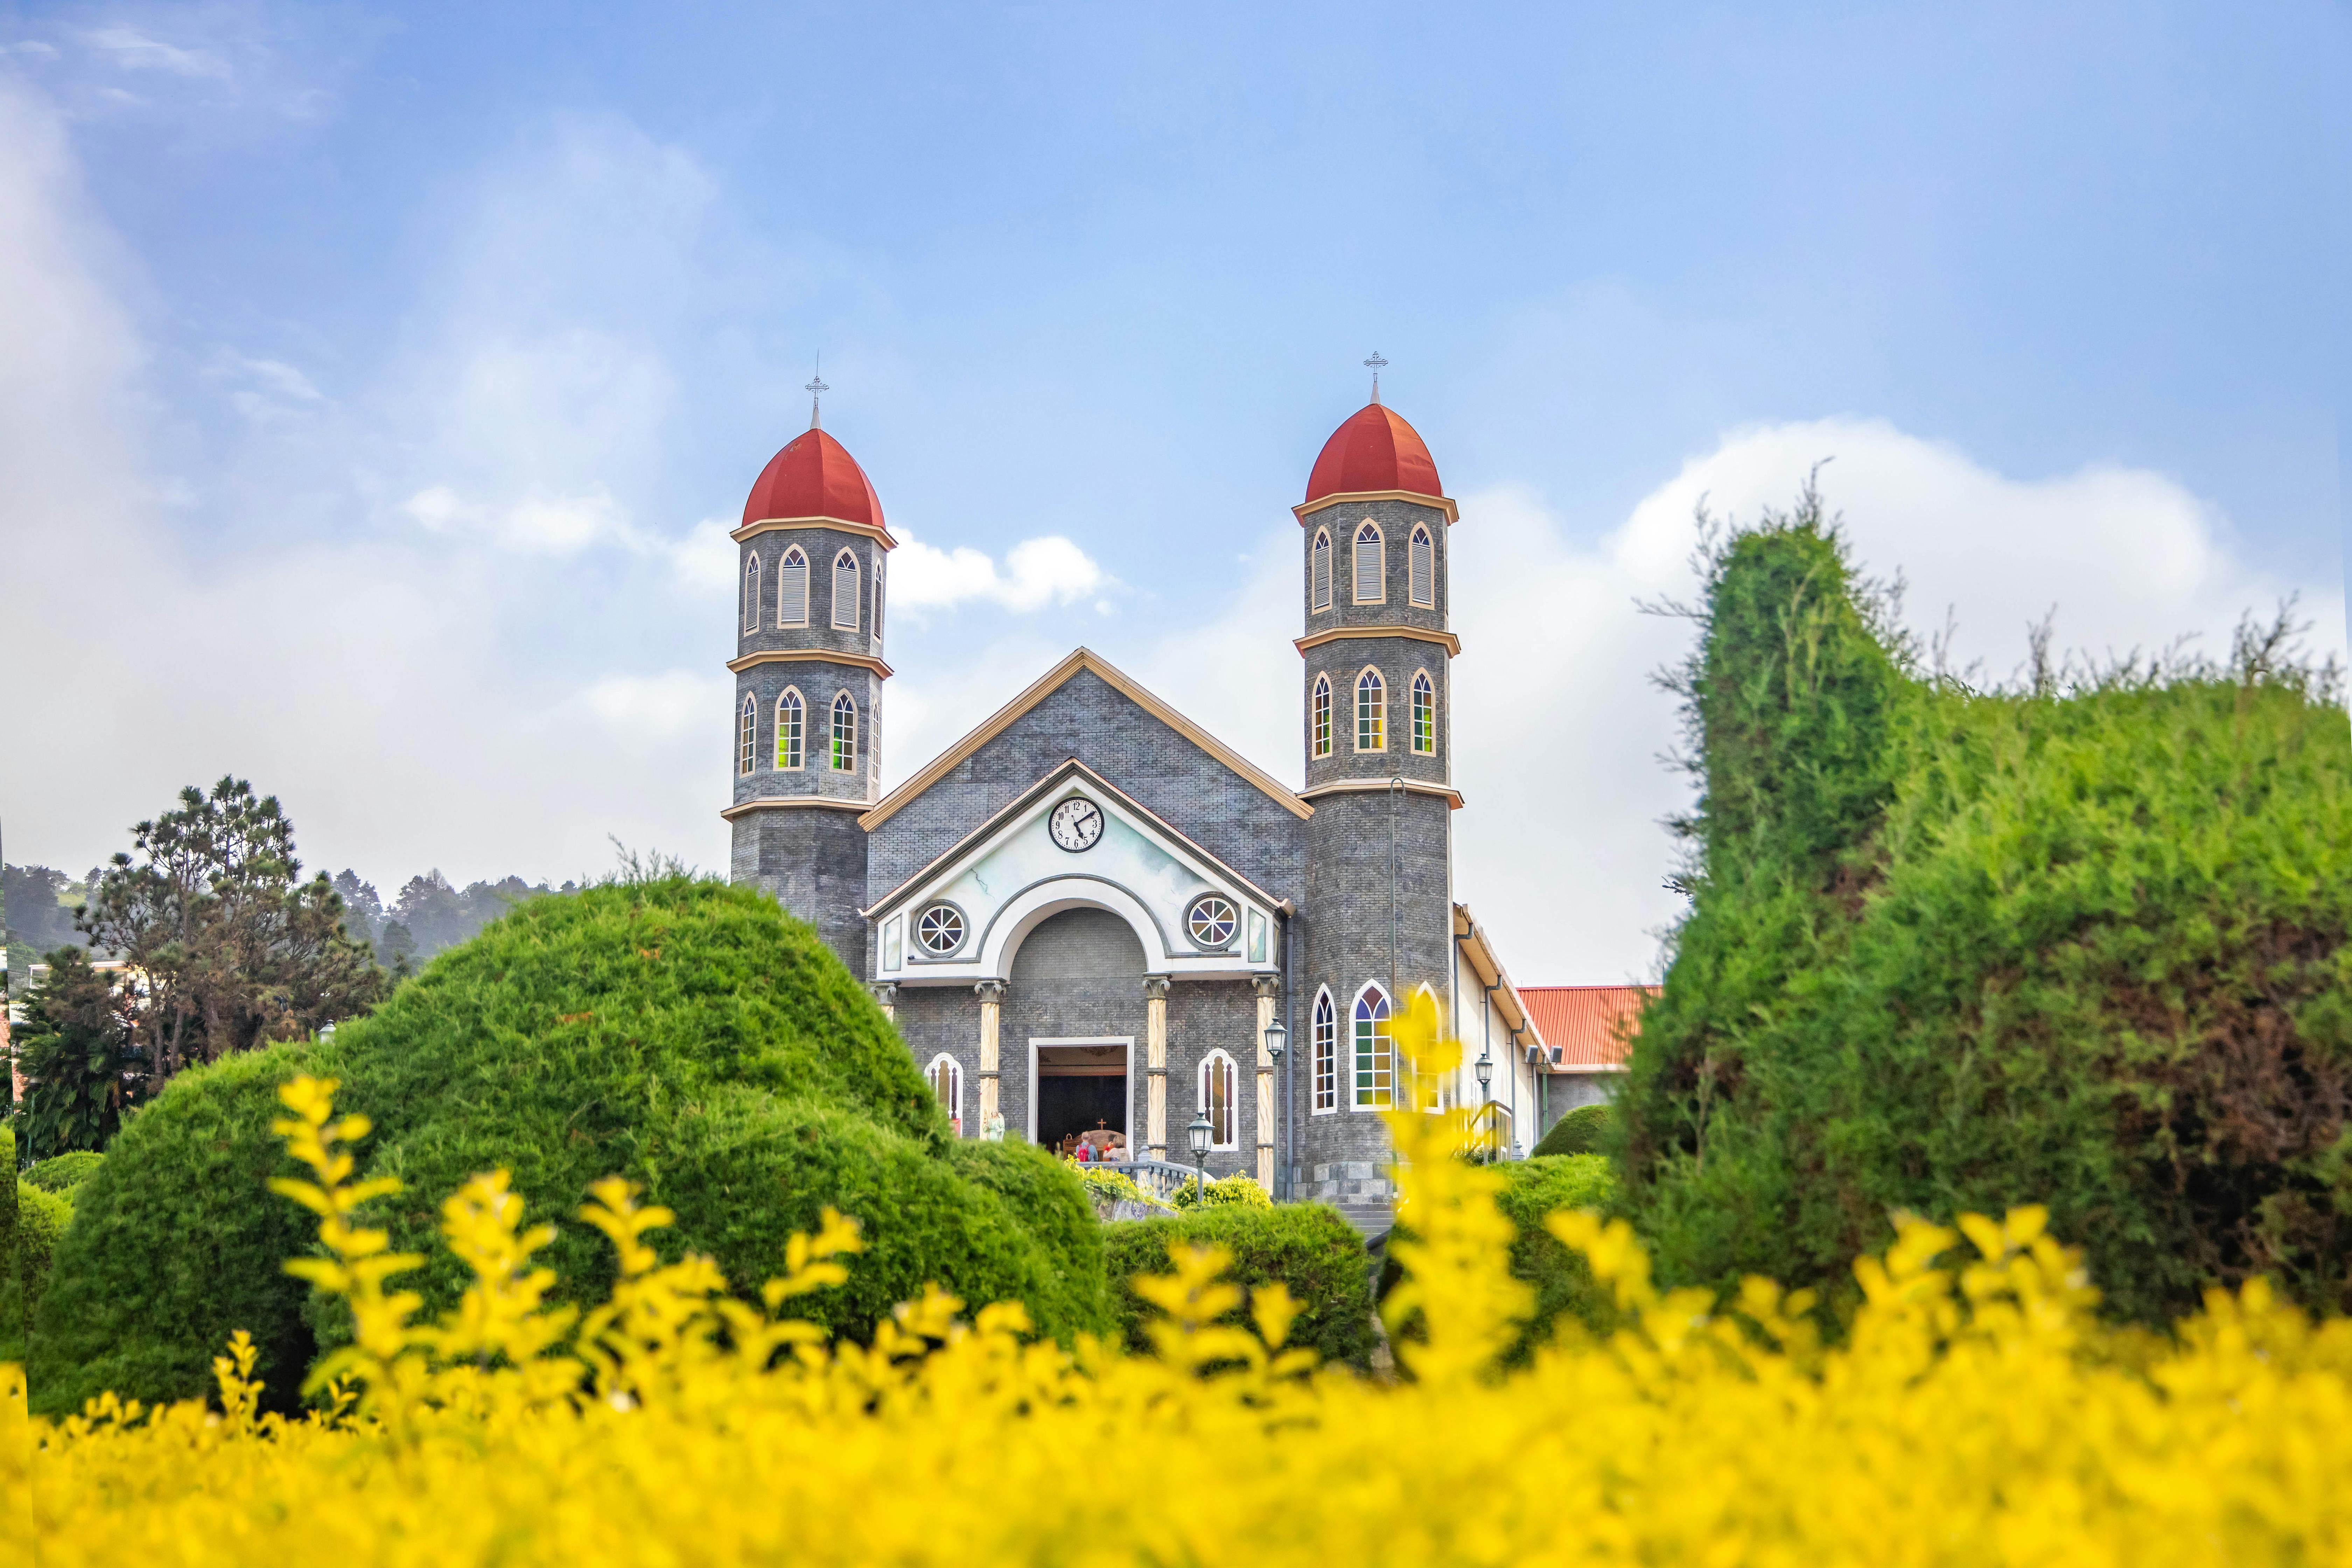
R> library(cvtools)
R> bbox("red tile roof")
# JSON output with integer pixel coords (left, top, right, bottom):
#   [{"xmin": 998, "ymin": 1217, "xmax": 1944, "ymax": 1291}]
[{"xmin": 1520, "ymin": 985, "xmax": 1658, "ymax": 1070}]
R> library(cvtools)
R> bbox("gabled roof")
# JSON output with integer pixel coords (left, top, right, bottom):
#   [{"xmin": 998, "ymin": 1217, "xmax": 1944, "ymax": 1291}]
[
  {"xmin": 1452, "ymin": 904, "xmax": 1542, "ymax": 1056},
  {"xmin": 863, "ymin": 757, "xmax": 1288, "ymax": 920},
  {"xmin": 858, "ymin": 647, "xmax": 1311, "ymax": 831},
  {"xmin": 1520, "ymin": 984, "xmax": 1658, "ymax": 1071}
]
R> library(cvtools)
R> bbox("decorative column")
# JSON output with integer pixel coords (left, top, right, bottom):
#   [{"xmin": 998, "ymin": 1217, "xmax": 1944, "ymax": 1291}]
[
  {"xmin": 1253, "ymin": 974, "xmax": 1279, "ymax": 1190},
  {"xmin": 1144, "ymin": 974, "xmax": 1171, "ymax": 1160},
  {"xmin": 870, "ymin": 981, "xmax": 897, "ymax": 1023},
  {"xmin": 975, "ymin": 980, "xmax": 1005, "ymax": 1138}
]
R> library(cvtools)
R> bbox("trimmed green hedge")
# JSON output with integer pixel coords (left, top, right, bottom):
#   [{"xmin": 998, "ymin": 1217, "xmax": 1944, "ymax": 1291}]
[
  {"xmin": 30, "ymin": 1043, "xmax": 324, "ymax": 1412},
  {"xmin": 5, "ymin": 1180, "xmax": 72, "ymax": 1367},
  {"xmin": 25, "ymin": 1152, "xmax": 105, "ymax": 1195},
  {"xmin": 1104, "ymin": 1204, "xmax": 1374, "ymax": 1370},
  {"xmin": 1494, "ymin": 1155, "xmax": 1618, "ymax": 1361},
  {"xmin": 1380, "ymin": 1155, "xmax": 1619, "ymax": 1365},
  {"xmin": 31, "ymin": 878, "xmax": 1109, "ymax": 1416},
  {"xmin": 1532, "ymin": 1105, "xmax": 1612, "ymax": 1159}
]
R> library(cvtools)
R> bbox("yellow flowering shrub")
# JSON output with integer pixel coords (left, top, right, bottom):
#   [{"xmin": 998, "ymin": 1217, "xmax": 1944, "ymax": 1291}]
[{"xmin": 10, "ymin": 999, "xmax": 2352, "ymax": 1566}]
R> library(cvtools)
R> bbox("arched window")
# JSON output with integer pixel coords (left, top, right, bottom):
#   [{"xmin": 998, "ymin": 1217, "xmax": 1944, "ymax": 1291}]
[
  {"xmin": 1199, "ymin": 1050, "xmax": 1239, "ymax": 1150},
  {"xmin": 776, "ymin": 688, "xmax": 804, "ymax": 770},
  {"xmin": 1409, "ymin": 525, "xmax": 1435, "ymax": 608},
  {"xmin": 1355, "ymin": 667, "xmax": 1385, "ymax": 752},
  {"xmin": 831, "ymin": 548, "xmax": 860, "ymax": 631},
  {"xmin": 1411, "ymin": 670, "xmax": 1436, "ymax": 755},
  {"xmin": 1311, "ymin": 674, "xmax": 1333, "ymax": 758},
  {"xmin": 1352, "ymin": 985, "xmax": 1393, "ymax": 1109},
  {"xmin": 871, "ymin": 555, "xmax": 884, "ymax": 649},
  {"xmin": 1310, "ymin": 529, "xmax": 1333, "ymax": 612},
  {"xmin": 777, "ymin": 546, "xmax": 809, "ymax": 627},
  {"xmin": 1311, "ymin": 990, "xmax": 1337, "ymax": 1113},
  {"xmin": 1352, "ymin": 521, "xmax": 1384, "ymax": 604},
  {"xmin": 737, "ymin": 692, "xmax": 757, "ymax": 776},
  {"xmin": 831, "ymin": 692, "xmax": 857, "ymax": 772},
  {"xmin": 926, "ymin": 1054, "xmax": 964, "ymax": 1136},
  {"xmin": 741, "ymin": 553, "xmax": 762, "ymax": 634}
]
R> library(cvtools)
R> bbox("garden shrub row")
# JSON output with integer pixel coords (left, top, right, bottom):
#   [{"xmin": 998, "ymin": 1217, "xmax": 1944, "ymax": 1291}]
[
  {"xmin": 28, "ymin": 877, "xmax": 1110, "ymax": 1416},
  {"xmin": 23, "ymin": 1151, "xmax": 105, "ymax": 1194},
  {"xmin": 1531, "ymin": 1104, "xmax": 1611, "ymax": 1159},
  {"xmin": 3, "ymin": 1121, "xmax": 75, "ymax": 1367},
  {"xmin": 1104, "ymin": 1203, "xmax": 1375, "ymax": 1369}
]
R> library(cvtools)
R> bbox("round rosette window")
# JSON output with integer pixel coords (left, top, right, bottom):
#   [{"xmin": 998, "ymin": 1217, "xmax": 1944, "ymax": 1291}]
[
  {"xmin": 1186, "ymin": 895, "xmax": 1239, "ymax": 949},
  {"xmin": 916, "ymin": 903, "xmax": 965, "ymax": 955}
]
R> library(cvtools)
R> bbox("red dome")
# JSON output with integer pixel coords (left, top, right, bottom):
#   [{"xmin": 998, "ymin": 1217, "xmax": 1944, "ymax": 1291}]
[
  {"xmin": 1304, "ymin": 403, "xmax": 1443, "ymax": 506},
  {"xmin": 742, "ymin": 427, "xmax": 884, "ymax": 530}
]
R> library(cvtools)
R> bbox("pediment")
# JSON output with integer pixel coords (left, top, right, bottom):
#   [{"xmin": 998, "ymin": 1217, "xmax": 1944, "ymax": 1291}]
[{"xmin": 866, "ymin": 760, "xmax": 1283, "ymax": 986}]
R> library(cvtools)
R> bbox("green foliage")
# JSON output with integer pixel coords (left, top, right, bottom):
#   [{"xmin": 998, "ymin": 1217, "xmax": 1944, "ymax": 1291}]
[
  {"xmin": 15, "ymin": 947, "xmax": 137, "ymax": 1158},
  {"xmin": 5, "ymin": 1179, "xmax": 74, "ymax": 1367},
  {"xmin": 24, "ymin": 1151, "xmax": 105, "ymax": 1194},
  {"xmin": 1104, "ymin": 1204, "xmax": 1375, "ymax": 1369},
  {"xmin": 78, "ymin": 776, "xmax": 383, "ymax": 1088},
  {"xmin": 1493, "ymin": 1155, "xmax": 1619, "ymax": 1361},
  {"xmin": 0, "ymin": 1126, "xmax": 16, "ymax": 1358},
  {"xmin": 1532, "ymin": 1103, "xmax": 1613, "ymax": 1159},
  {"xmin": 1619, "ymin": 496, "xmax": 2352, "ymax": 1324},
  {"xmin": 29, "ymin": 1043, "xmax": 324, "ymax": 1414},
  {"xmin": 1065, "ymin": 1161, "xmax": 1156, "ymax": 1210},
  {"xmin": 31, "ymin": 877, "xmax": 1108, "ymax": 1415},
  {"xmin": 1170, "ymin": 1172, "xmax": 1273, "ymax": 1210}
]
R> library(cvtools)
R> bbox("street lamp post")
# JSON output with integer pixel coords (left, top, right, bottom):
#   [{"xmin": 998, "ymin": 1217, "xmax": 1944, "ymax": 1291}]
[
  {"xmin": 1475, "ymin": 1049, "xmax": 1496, "ymax": 1163},
  {"xmin": 1186, "ymin": 1106, "xmax": 1214, "ymax": 1205},
  {"xmin": 1263, "ymin": 1019, "xmax": 1288, "ymax": 1202}
]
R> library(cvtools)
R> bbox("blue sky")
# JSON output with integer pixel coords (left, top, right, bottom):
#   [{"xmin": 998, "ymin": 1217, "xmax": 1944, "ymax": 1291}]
[{"xmin": 1, "ymin": 2, "xmax": 2343, "ymax": 979}]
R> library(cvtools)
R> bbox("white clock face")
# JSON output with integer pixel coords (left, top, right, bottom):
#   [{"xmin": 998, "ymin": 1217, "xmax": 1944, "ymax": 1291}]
[{"xmin": 1049, "ymin": 797, "xmax": 1104, "ymax": 852}]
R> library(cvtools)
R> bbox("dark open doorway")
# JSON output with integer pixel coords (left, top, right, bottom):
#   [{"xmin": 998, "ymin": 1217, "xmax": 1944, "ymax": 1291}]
[{"xmin": 1034, "ymin": 1042, "xmax": 1130, "ymax": 1158}]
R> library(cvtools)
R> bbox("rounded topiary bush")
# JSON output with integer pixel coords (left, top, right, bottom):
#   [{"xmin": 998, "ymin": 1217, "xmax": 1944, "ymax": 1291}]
[
  {"xmin": 24, "ymin": 1151, "xmax": 105, "ymax": 1194},
  {"xmin": 1532, "ymin": 1104, "xmax": 1612, "ymax": 1159},
  {"xmin": 31, "ymin": 877, "xmax": 1108, "ymax": 1416}
]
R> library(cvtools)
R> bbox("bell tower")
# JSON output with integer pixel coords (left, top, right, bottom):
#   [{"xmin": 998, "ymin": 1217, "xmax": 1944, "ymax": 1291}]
[
  {"xmin": 1292, "ymin": 368, "xmax": 1461, "ymax": 1203},
  {"xmin": 723, "ymin": 384, "xmax": 891, "ymax": 974}
]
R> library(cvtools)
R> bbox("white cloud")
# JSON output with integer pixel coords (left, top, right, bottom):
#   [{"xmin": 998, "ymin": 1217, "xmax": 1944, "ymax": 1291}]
[
  {"xmin": 79, "ymin": 24, "xmax": 231, "ymax": 79},
  {"xmin": 574, "ymin": 671, "xmax": 730, "ymax": 742},
  {"xmin": 890, "ymin": 529, "xmax": 1111, "ymax": 615}
]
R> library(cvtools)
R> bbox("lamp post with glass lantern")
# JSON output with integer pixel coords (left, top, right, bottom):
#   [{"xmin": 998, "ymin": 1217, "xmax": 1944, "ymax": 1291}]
[
  {"xmin": 1262, "ymin": 1019, "xmax": 1288, "ymax": 1201},
  {"xmin": 1186, "ymin": 1106, "xmax": 1213, "ymax": 1206},
  {"xmin": 1475, "ymin": 1048, "xmax": 1496, "ymax": 1162}
]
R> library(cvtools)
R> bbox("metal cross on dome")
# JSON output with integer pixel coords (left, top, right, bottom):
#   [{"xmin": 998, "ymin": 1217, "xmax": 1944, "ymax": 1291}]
[
  {"xmin": 806, "ymin": 359, "xmax": 829, "ymax": 429},
  {"xmin": 1364, "ymin": 351, "xmax": 1387, "ymax": 403}
]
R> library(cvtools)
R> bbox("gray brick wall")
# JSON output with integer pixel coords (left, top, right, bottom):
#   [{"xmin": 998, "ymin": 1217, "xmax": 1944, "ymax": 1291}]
[
  {"xmin": 732, "ymin": 661, "xmax": 883, "ymax": 805},
  {"xmin": 999, "ymin": 909, "xmax": 1149, "ymax": 1145},
  {"xmin": 1301, "ymin": 635, "xmax": 1452, "ymax": 791},
  {"xmin": 736, "ymin": 527, "xmax": 887, "ymax": 664},
  {"xmin": 866, "ymin": 669, "xmax": 1307, "ymax": 908},
  {"xmin": 1299, "ymin": 498, "xmax": 1450, "ymax": 636},
  {"xmin": 731, "ymin": 806, "xmax": 869, "ymax": 975}
]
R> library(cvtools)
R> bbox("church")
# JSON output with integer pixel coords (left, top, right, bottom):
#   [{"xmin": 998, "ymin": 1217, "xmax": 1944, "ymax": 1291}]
[{"xmin": 722, "ymin": 384, "xmax": 1601, "ymax": 1224}]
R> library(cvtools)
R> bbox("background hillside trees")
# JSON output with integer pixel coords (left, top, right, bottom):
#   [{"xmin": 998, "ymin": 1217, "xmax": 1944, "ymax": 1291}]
[
  {"xmin": 75, "ymin": 777, "xmax": 383, "ymax": 1093},
  {"xmin": 13, "ymin": 948, "xmax": 138, "ymax": 1159}
]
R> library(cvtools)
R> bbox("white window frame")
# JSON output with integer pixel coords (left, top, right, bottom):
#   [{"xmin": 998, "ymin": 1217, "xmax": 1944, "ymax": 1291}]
[
  {"xmin": 742, "ymin": 553, "xmax": 762, "ymax": 634},
  {"xmin": 1311, "ymin": 673, "xmax": 1333, "ymax": 758},
  {"xmin": 830, "ymin": 691, "xmax": 858, "ymax": 773},
  {"xmin": 1198, "ymin": 1048, "xmax": 1240, "ymax": 1150},
  {"xmin": 1410, "ymin": 668, "xmax": 1436, "ymax": 756},
  {"xmin": 737, "ymin": 692, "xmax": 757, "ymax": 776},
  {"xmin": 1310, "ymin": 988, "xmax": 1338, "ymax": 1114},
  {"xmin": 1412, "ymin": 982, "xmax": 1444, "ymax": 1113},
  {"xmin": 1310, "ymin": 528, "xmax": 1333, "ymax": 612},
  {"xmin": 1352, "ymin": 520, "xmax": 1385, "ymax": 604},
  {"xmin": 776, "ymin": 687, "xmax": 805, "ymax": 770},
  {"xmin": 1355, "ymin": 666, "xmax": 1386, "ymax": 753},
  {"xmin": 872, "ymin": 554, "xmax": 884, "ymax": 649},
  {"xmin": 831, "ymin": 548, "xmax": 860, "ymax": 631},
  {"xmin": 777, "ymin": 546, "xmax": 809, "ymax": 627},
  {"xmin": 1409, "ymin": 524, "xmax": 1435, "ymax": 608},
  {"xmin": 925, "ymin": 1054, "xmax": 964, "ymax": 1135},
  {"xmin": 1351, "ymin": 982, "xmax": 1393, "ymax": 1111}
]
